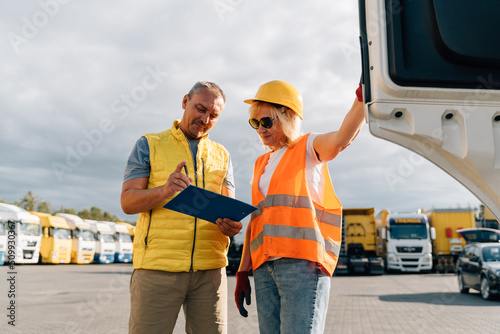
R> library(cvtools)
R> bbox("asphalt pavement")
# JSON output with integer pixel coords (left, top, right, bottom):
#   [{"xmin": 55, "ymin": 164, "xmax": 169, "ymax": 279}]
[{"xmin": 0, "ymin": 264, "xmax": 498, "ymax": 333}]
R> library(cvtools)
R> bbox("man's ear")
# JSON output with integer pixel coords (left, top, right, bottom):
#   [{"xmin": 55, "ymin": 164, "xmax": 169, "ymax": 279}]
[{"xmin": 181, "ymin": 94, "xmax": 189, "ymax": 109}]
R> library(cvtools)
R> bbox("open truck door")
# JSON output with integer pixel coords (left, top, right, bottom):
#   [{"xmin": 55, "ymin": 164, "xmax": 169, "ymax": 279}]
[{"xmin": 358, "ymin": 0, "xmax": 500, "ymax": 219}]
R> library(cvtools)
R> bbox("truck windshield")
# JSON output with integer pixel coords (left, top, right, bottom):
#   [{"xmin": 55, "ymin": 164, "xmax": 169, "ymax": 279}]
[
  {"xmin": 100, "ymin": 233, "xmax": 115, "ymax": 243},
  {"xmin": 117, "ymin": 233, "xmax": 132, "ymax": 243},
  {"xmin": 52, "ymin": 227, "xmax": 72, "ymax": 239},
  {"xmin": 390, "ymin": 224, "xmax": 428, "ymax": 239},
  {"xmin": 78, "ymin": 229, "xmax": 95, "ymax": 241},
  {"xmin": 483, "ymin": 246, "xmax": 500, "ymax": 262},
  {"xmin": 20, "ymin": 222, "xmax": 42, "ymax": 236},
  {"xmin": 0, "ymin": 221, "xmax": 5, "ymax": 235}
]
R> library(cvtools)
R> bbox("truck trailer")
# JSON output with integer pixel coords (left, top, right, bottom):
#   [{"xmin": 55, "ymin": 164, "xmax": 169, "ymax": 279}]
[
  {"xmin": 426, "ymin": 208, "xmax": 476, "ymax": 273},
  {"xmin": 336, "ymin": 208, "xmax": 383, "ymax": 275}
]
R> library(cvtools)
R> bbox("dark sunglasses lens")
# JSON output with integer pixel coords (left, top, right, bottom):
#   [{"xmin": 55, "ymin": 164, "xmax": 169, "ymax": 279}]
[
  {"xmin": 260, "ymin": 117, "xmax": 273, "ymax": 129},
  {"xmin": 249, "ymin": 117, "xmax": 274, "ymax": 129},
  {"xmin": 249, "ymin": 119, "xmax": 260, "ymax": 129}
]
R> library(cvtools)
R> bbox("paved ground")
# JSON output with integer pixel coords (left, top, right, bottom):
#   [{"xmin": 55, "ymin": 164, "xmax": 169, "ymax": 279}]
[{"xmin": 0, "ymin": 263, "xmax": 498, "ymax": 333}]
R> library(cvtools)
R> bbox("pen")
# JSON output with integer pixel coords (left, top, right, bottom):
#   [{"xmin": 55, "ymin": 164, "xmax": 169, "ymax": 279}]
[{"xmin": 183, "ymin": 164, "xmax": 188, "ymax": 177}]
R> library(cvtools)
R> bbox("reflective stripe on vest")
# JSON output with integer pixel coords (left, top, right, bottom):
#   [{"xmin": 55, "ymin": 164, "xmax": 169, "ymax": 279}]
[
  {"xmin": 250, "ymin": 195, "xmax": 342, "ymax": 257},
  {"xmin": 251, "ymin": 195, "xmax": 342, "ymax": 227}
]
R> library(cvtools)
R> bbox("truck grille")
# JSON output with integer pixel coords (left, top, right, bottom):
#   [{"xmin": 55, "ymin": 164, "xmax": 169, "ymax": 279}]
[{"xmin": 396, "ymin": 246, "xmax": 423, "ymax": 253}]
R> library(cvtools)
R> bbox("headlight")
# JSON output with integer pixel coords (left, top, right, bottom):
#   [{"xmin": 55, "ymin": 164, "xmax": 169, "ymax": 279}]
[
  {"xmin": 421, "ymin": 254, "xmax": 432, "ymax": 264},
  {"xmin": 495, "ymin": 270, "xmax": 500, "ymax": 278},
  {"xmin": 388, "ymin": 254, "xmax": 398, "ymax": 262}
]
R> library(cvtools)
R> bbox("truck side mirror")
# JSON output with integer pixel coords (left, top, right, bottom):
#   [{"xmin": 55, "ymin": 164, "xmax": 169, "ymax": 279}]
[
  {"xmin": 430, "ymin": 227, "xmax": 436, "ymax": 240},
  {"xmin": 381, "ymin": 227, "xmax": 387, "ymax": 240}
]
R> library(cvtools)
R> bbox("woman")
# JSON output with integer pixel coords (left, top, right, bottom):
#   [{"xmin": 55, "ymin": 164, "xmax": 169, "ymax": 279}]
[{"xmin": 235, "ymin": 80, "xmax": 364, "ymax": 333}]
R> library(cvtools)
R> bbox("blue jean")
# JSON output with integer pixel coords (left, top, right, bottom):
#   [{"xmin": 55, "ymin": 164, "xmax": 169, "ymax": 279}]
[{"xmin": 253, "ymin": 258, "xmax": 331, "ymax": 334}]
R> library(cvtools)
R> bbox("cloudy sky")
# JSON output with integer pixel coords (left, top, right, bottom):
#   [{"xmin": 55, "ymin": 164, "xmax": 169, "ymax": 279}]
[{"xmin": 1, "ymin": 1, "xmax": 480, "ymax": 230}]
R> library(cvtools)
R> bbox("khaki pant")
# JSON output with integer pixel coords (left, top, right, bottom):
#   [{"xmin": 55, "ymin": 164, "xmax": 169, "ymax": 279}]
[{"xmin": 129, "ymin": 268, "xmax": 227, "ymax": 334}]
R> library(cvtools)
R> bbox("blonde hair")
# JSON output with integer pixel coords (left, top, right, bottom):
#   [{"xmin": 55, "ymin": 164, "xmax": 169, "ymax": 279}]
[{"xmin": 249, "ymin": 101, "xmax": 302, "ymax": 148}]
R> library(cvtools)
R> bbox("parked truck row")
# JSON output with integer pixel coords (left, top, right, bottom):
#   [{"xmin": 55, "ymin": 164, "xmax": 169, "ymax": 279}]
[
  {"xmin": 1, "ymin": 201, "xmax": 494, "ymax": 275},
  {"xmin": 336, "ymin": 207, "xmax": 482, "ymax": 275},
  {"xmin": 0, "ymin": 203, "xmax": 135, "ymax": 265}
]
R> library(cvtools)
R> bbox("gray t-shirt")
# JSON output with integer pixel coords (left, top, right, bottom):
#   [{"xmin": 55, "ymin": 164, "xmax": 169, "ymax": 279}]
[{"xmin": 123, "ymin": 136, "xmax": 235, "ymax": 193}]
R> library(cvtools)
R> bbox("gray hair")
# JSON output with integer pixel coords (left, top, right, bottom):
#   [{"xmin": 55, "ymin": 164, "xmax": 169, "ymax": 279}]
[{"xmin": 188, "ymin": 81, "xmax": 226, "ymax": 102}]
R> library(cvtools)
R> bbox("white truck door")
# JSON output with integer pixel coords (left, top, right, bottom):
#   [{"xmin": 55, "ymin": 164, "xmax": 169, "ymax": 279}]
[{"xmin": 359, "ymin": 0, "xmax": 500, "ymax": 219}]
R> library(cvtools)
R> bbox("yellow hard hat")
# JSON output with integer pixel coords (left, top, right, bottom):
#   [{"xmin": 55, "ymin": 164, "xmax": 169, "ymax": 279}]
[{"xmin": 244, "ymin": 80, "xmax": 303, "ymax": 119}]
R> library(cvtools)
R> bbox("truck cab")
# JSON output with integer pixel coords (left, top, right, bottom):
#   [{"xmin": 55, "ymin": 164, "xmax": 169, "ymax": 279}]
[
  {"xmin": 380, "ymin": 212, "xmax": 436, "ymax": 273},
  {"xmin": 32, "ymin": 212, "xmax": 72, "ymax": 264},
  {"xmin": 116, "ymin": 222, "xmax": 135, "ymax": 242},
  {"xmin": 338, "ymin": 208, "xmax": 384, "ymax": 275},
  {"xmin": 112, "ymin": 223, "xmax": 133, "ymax": 263},
  {"xmin": 56, "ymin": 213, "xmax": 96, "ymax": 264},
  {"xmin": 0, "ymin": 204, "xmax": 42, "ymax": 265},
  {"xmin": 86, "ymin": 220, "xmax": 115, "ymax": 264}
]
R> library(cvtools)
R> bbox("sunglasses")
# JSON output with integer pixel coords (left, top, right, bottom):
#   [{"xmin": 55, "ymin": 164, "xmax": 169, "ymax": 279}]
[
  {"xmin": 248, "ymin": 116, "xmax": 278, "ymax": 129},
  {"xmin": 249, "ymin": 109, "xmax": 287, "ymax": 129}
]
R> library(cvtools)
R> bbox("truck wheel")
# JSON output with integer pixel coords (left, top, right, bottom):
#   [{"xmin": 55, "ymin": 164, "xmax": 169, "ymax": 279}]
[
  {"xmin": 481, "ymin": 277, "xmax": 492, "ymax": 300},
  {"xmin": 458, "ymin": 272, "xmax": 469, "ymax": 294}
]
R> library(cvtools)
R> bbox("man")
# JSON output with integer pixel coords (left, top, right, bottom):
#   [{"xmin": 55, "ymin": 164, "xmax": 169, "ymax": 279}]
[{"xmin": 121, "ymin": 81, "xmax": 243, "ymax": 334}]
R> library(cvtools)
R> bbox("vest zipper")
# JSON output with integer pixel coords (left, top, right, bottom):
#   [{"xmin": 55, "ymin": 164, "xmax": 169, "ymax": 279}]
[
  {"xmin": 189, "ymin": 157, "xmax": 205, "ymax": 272},
  {"xmin": 201, "ymin": 158, "xmax": 205, "ymax": 188},
  {"xmin": 144, "ymin": 209, "xmax": 153, "ymax": 249}
]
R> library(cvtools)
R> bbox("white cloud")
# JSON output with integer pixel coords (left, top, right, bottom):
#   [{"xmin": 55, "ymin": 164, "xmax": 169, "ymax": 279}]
[{"xmin": 0, "ymin": 1, "xmax": 480, "ymax": 221}]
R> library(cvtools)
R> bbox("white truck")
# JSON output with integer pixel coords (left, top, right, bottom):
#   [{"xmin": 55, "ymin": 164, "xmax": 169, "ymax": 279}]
[
  {"xmin": 0, "ymin": 203, "xmax": 42, "ymax": 264},
  {"xmin": 377, "ymin": 210, "xmax": 436, "ymax": 273},
  {"xmin": 111, "ymin": 223, "xmax": 133, "ymax": 263},
  {"xmin": 56, "ymin": 213, "xmax": 96, "ymax": 264},
  {"xmin": 0, "ymin": 210, "xmax": 6, "ymax": 265},
  {"xmin": 86, "ymin": 220, "xmax": 115, "ymax": 264}
]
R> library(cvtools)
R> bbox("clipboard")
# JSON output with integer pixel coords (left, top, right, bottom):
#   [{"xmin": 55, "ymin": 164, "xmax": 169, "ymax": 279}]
[{"xmin": 163, "ymin": 185, "xmax": 257, "ymax": 224}]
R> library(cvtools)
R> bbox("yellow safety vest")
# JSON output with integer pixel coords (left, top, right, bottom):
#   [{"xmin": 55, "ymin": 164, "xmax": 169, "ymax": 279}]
[
  {"xmin": 250, "ymin": 133, "xmax": 342, "ymax": 277},
  {"xmin": 133, "ymin": 120, "xmax": 230, "ymax": 272}
]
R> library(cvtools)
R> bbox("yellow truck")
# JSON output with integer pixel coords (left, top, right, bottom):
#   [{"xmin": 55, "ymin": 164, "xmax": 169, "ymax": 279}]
[
  {"xmin": 31, "ymin": 212, "xmax": 72, "ymax": 264},
  {"xmin": 336, "ymin": 208, "xmax": 383, "ymax": 275},
  {"xmin": 426, "ymin": 208, "xmax": 476, "ymax": 273}
]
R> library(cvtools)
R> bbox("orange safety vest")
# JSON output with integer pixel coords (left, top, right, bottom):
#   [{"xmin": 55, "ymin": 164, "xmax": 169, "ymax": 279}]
[{"xmin": 249, "ymin": 133, "xmax": 342, "ymax": 277}]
